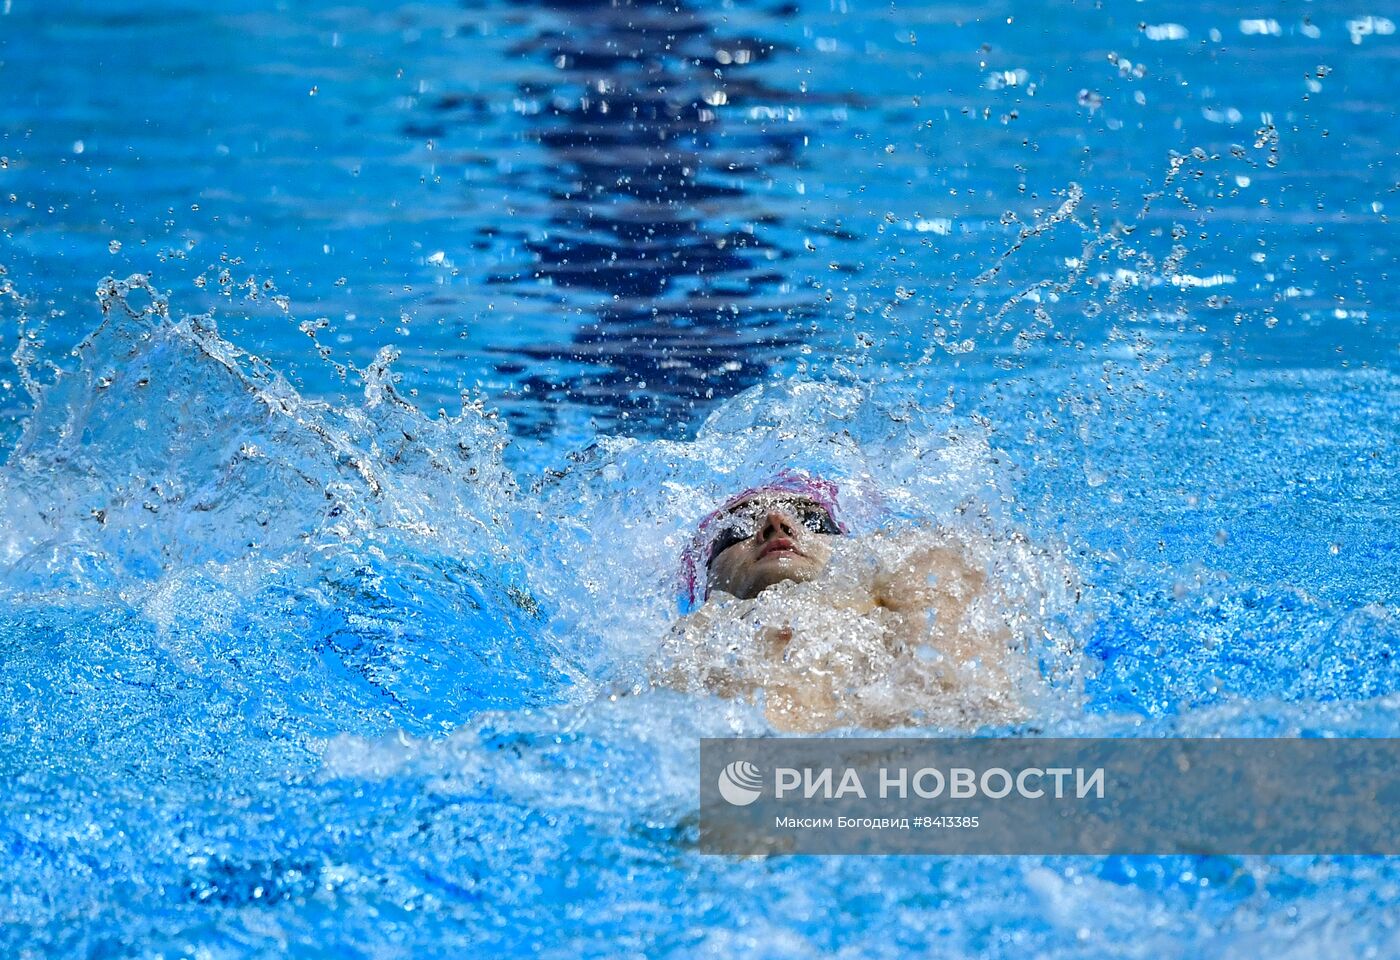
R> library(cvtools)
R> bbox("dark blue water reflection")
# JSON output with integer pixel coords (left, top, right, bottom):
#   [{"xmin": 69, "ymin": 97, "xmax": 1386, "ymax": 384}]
[{"xmin": 479, "ymin": 0, "xmax": 827, "ymax": 433}]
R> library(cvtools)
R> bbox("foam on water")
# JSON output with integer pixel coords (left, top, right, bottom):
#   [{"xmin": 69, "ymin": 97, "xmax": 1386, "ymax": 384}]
[{"xmin": 0, "ymin": 274, "xmax": 563, "ymax": 793}]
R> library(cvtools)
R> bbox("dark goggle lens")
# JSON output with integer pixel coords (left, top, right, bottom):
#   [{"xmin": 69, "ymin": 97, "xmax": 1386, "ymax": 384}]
[
  {"xmin": 711, "ymin": 517, "xmax": 756, "ymax": 565},
  {"xmin": 795, "ymin": 503, "xmax": 842, "ymax": 535}
]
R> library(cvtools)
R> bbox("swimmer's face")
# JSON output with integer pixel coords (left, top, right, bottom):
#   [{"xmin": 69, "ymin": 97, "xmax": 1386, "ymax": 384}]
[{"xmin": 705, "ymin": 493, "xmax": 841, "ymax": 600}]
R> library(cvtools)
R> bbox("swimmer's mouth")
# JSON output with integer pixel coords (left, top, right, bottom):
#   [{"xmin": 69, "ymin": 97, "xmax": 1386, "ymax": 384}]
[{"xmin": 758, "ymin": 539, "xmax": 803, "ymax": 560}]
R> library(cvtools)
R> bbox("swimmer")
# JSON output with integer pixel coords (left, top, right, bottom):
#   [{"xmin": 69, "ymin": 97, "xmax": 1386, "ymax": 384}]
[{"xmin": 655, "ymin": 471, "xmax": 1053, "ymax": 732}]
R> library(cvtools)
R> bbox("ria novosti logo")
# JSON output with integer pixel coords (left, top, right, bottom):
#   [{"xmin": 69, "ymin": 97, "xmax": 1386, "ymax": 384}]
[{"xmin": 717, "ymin": 760, "xmax": 764, "ymax": 806}]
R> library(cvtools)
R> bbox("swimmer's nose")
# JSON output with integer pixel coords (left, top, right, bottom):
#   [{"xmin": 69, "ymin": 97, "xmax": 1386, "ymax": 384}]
[{"xmin": 759, "ymin": 510, "xmax": 798, "ymax": 542}]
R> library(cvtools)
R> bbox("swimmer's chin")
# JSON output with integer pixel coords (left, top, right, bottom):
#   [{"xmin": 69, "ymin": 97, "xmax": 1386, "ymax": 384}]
[
  {"xmin": 746, "ymin": 558, "xmax": 824, "ymax": 596},
  {"xmin": 708, "ymin": 551, "xmax": 827, "ymax": 601},
  {"xmin": 757, "ymin": 545, "xmax": 805, "ymax": 562},
  {"xmin": 754, "ymin": 547, "xmax": 806, "ymax": 566}
]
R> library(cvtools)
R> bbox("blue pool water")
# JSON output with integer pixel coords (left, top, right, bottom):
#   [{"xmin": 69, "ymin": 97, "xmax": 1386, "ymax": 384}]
[{"xmin": 1, "ymin": 0, "xmax": 1397, "ymax": 955}]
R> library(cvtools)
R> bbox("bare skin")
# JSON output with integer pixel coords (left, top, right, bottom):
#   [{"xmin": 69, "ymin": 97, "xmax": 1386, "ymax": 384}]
[
  {"xmin": 659, "ymin": 500, "xmax": 1028, "ymax": 732},
  {"xmin": 706, "ymin": 501, "xmax": 834, "ymax": 600}
]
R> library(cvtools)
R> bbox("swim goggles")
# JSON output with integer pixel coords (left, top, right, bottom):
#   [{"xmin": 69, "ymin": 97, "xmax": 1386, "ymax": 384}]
[{"xmin": 705, "ymin": 493, "xmax": 844, "ymax": 566}]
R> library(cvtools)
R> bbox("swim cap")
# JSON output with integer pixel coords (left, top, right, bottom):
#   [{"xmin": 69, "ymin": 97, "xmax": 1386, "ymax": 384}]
[{"xmin": 679, "ymin": 469, "xmax": 848, "ymax": 609}]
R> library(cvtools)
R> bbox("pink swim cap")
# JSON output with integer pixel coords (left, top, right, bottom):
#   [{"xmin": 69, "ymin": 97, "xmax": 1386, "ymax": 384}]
[{"xmin": 678, "ymin": 469, "xmax": 847, "ymax": 608}]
